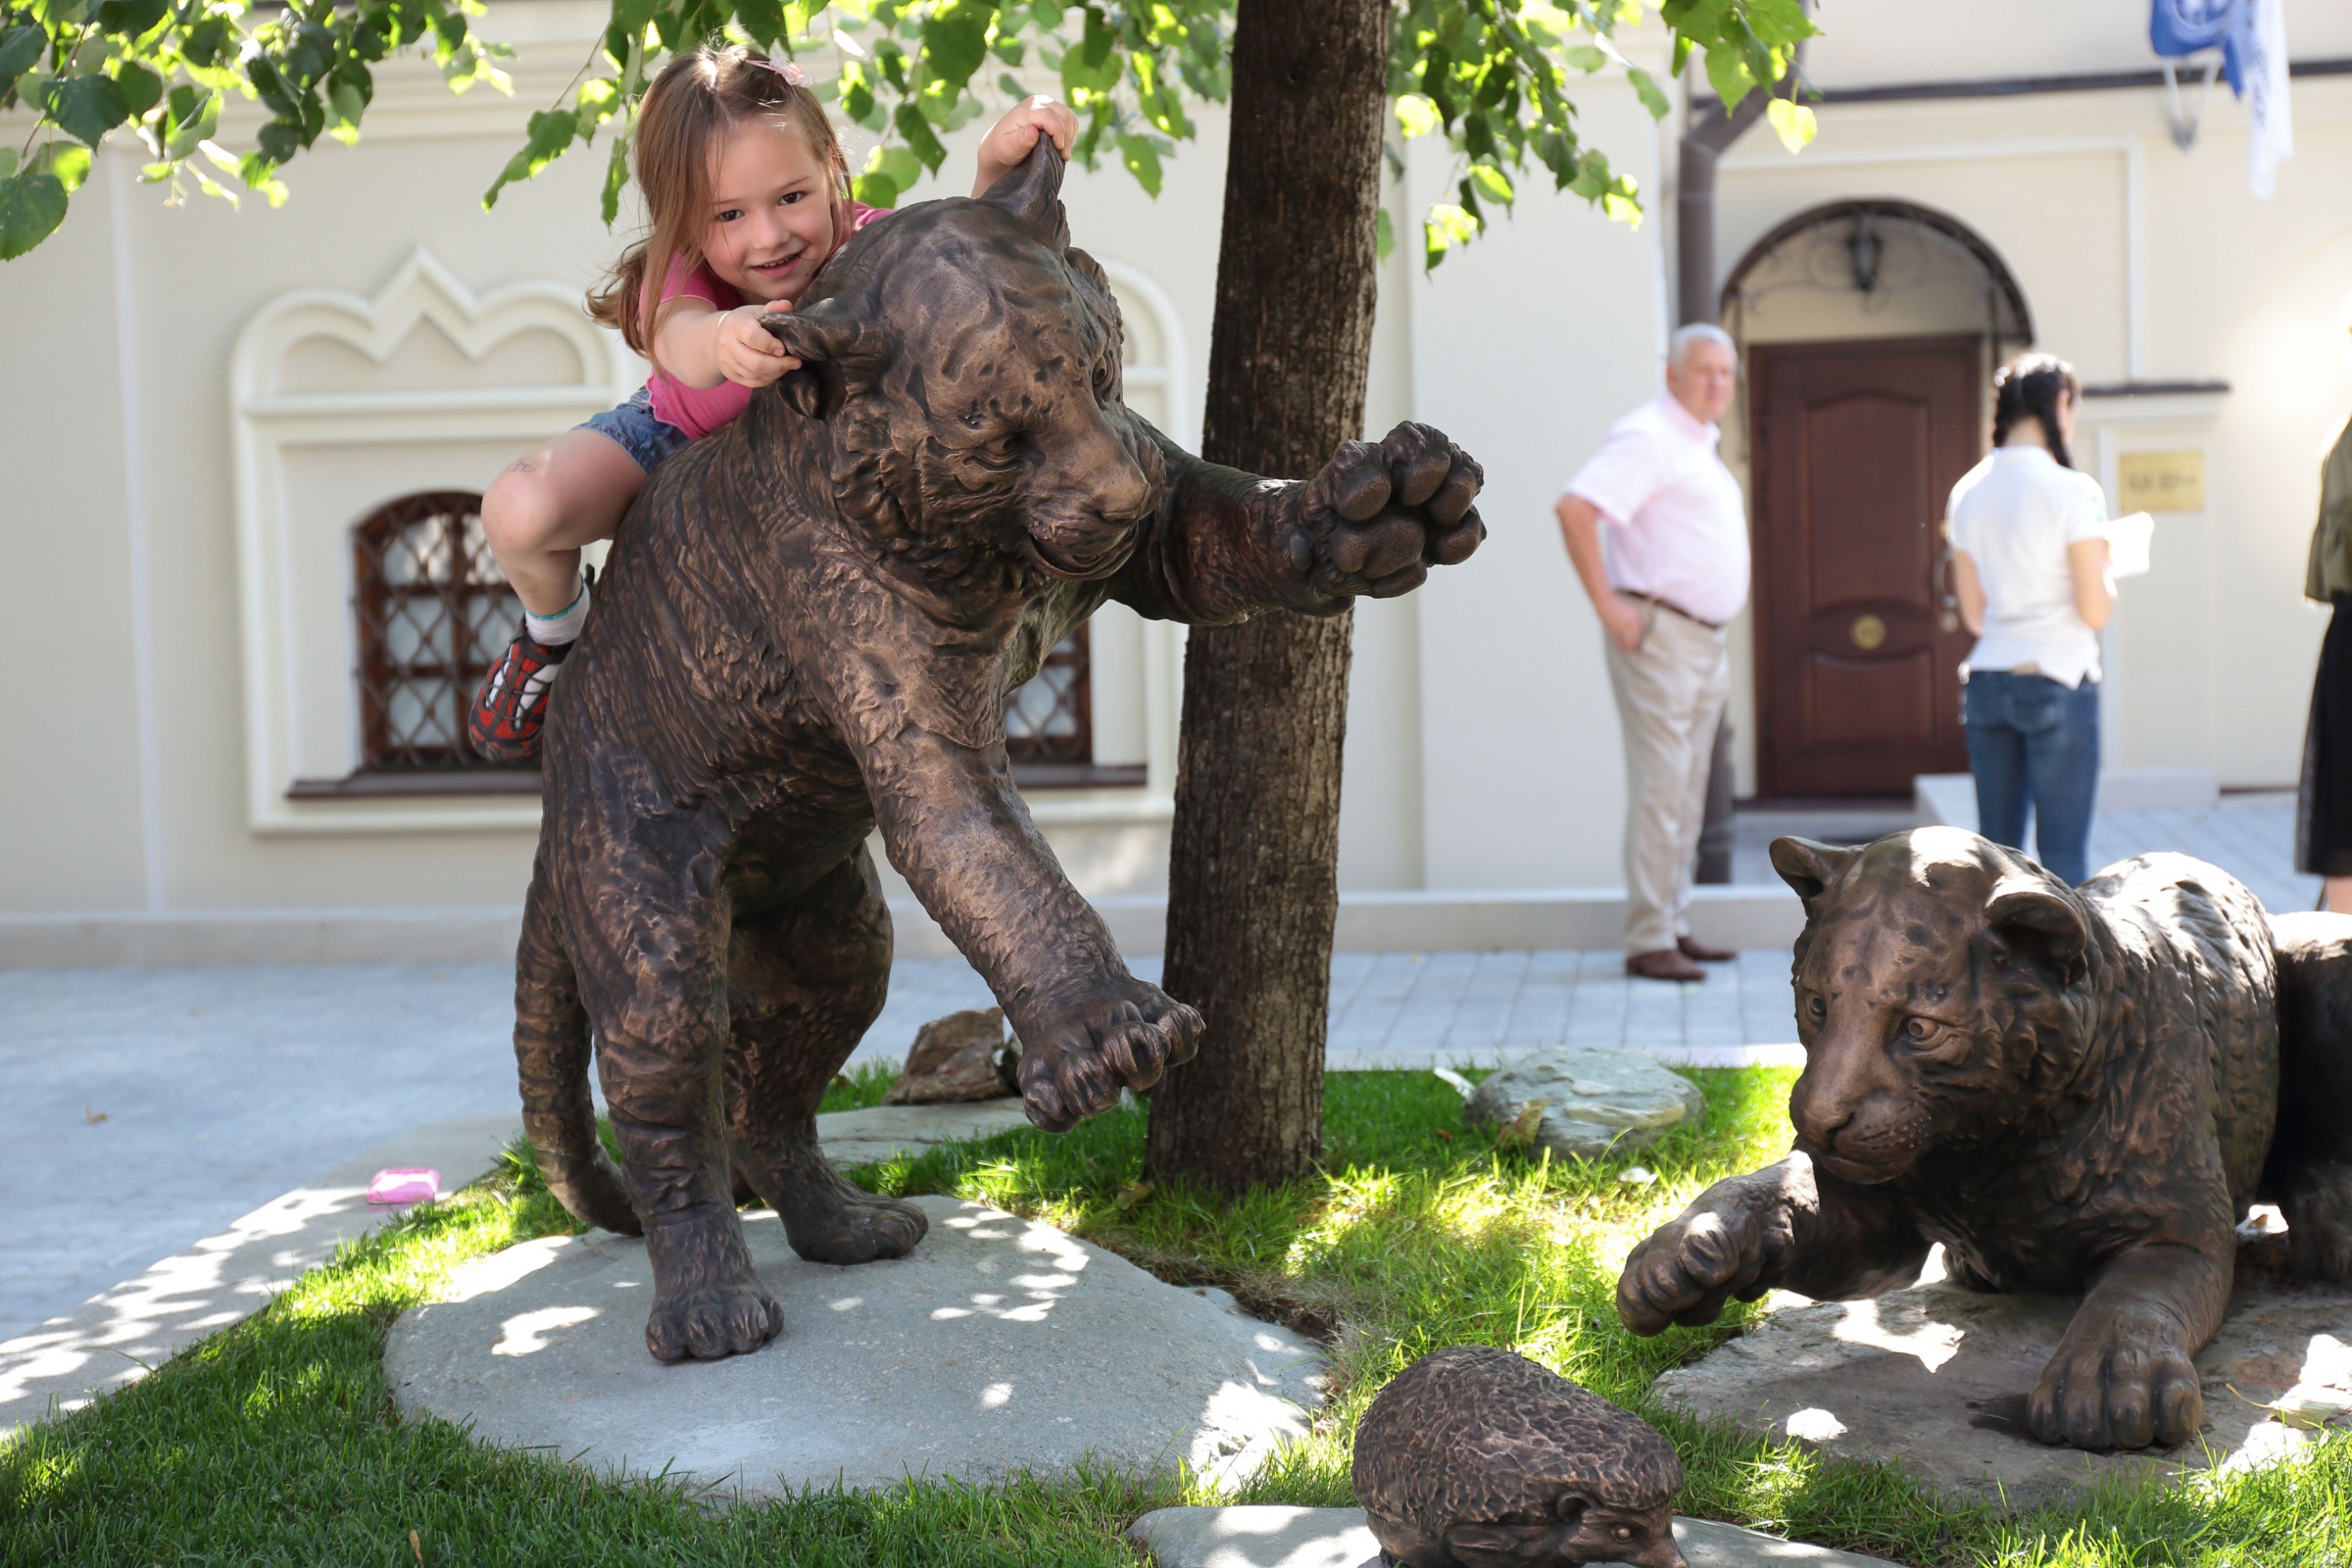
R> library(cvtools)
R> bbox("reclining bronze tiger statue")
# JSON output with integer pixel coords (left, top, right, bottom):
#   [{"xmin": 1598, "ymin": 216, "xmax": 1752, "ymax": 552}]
[
  {"xmin": 512, "ymin": 141, "xmax": 1486, "ymax": 1363},
  {"xmin": 1618, "ymin": 826, "xmax": 2352, "ymax": 1451}
]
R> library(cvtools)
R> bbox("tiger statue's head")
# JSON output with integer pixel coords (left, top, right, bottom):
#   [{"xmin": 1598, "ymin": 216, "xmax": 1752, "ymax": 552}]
[
  {"xmin": 1769, "ymin": 827, "xmax": 2100, "ymax": 1186},
  {"xmin": 759, "ymin": 139, "xmax": 1161, "ymax": 593}
]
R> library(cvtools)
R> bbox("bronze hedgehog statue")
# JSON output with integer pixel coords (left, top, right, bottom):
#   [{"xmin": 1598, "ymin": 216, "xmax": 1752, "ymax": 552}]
[{"xmin": 1351, "ymin": 1347, "xmax": 1687, "ymax": 1568}]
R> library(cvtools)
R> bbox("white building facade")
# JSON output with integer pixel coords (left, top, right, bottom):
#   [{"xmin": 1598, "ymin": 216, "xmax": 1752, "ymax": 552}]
[{"xmin": 4, "ymin": 0, "xmax": 2349, "ymax": 961}]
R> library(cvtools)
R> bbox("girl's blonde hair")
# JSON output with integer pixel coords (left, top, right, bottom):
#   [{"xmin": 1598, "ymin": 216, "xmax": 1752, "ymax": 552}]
[{"xmin": 587, "ymin": 44, "xmax": 852, "ymax": 358}]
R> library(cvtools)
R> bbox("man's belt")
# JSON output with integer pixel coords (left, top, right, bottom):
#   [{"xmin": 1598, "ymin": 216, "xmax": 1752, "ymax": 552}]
[{"xmin": 1620, "ymin": 591, "xmax": 1727, "ymax": 631}]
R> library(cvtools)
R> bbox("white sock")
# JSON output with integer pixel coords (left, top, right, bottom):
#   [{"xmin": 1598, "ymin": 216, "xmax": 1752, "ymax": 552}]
[{"xmin": 524, "ymin": 576, "xmax": 591, "ymax": 647}]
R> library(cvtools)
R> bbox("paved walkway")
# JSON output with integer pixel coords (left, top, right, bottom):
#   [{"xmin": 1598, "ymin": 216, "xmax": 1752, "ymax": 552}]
[{"xmin": 2, "ymin": 792, "xmax": 2310, "ymax": 1355}]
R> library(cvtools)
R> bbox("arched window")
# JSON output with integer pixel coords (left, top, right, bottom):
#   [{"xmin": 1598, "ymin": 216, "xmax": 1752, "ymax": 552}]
[
  {"xmin": 1004, "ymin": 623, "xmax": 1094, "ymax": 766},
  {"xmin": 351, "ymin": 491, "xmax": 524, "ymax": 773}
]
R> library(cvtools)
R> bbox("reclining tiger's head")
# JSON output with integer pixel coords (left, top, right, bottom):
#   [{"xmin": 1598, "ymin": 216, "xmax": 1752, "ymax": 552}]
[
  {"xmin": 760, "ymin": 139, "xmax": 1161, "ymax": 589},
  {"xmin": 1769, "ymin": 827, "xmax": 2100, "ymax": 1186}
]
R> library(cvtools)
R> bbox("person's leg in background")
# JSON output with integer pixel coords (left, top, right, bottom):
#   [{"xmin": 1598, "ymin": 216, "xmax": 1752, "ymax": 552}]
[
  {"xmin": 2298, "ymin": 595, "xmax": 2352, "ymax": 910},
  {"xmin": 1668, "ymin": 624, "xmax": 1733, "ymax": 960},
  {"xmin": 1605, "ymin": 603, "xmax": 1714, "ymax": 981},
  {"xmin": 1693, "ymin": 715, "xmax": 1736, "ymax": 885},
  {"xmin": 2025, "ymin": 676, "xmax": 2101, "ymax": 886},
  {"xmin": 1965, "ymin": 671, "xmax": 2033, "ymax": 856}
]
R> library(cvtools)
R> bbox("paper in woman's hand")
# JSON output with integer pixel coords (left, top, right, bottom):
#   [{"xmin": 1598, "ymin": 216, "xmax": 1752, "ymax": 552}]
[{"xmin": 2105, "ymin": 511, "xmax": 2155, "ymax": 578}]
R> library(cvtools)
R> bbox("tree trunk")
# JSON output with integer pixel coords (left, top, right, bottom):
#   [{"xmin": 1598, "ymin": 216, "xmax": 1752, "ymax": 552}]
[{"xmin": 1146, "ymin": 0, "xmax": 1389, "ymax": 1192}]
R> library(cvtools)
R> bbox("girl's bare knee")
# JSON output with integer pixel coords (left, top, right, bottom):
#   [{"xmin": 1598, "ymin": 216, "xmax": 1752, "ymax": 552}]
[{"xmin": 482, "ymin": 465, "xmax": 563, "ymax": 556}]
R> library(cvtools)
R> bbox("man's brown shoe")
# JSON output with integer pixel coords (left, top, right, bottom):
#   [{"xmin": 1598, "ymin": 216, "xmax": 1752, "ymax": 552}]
[
  {"xmin": 1627, "ymin": 948, "xmax": 1706, "ymax": 982},
  {"xmin": 1677, "ymin": 934, "xmax": 1737, "ymax": 963}
]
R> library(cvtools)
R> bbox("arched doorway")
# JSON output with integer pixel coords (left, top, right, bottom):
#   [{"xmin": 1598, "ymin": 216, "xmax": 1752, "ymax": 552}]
[{"xmin": 1723, "ymin": 201, "xmax": 2034, "ymax": 798}]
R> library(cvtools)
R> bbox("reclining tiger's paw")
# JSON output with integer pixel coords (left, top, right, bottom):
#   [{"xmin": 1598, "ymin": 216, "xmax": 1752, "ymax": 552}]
[
  {"xmin": 2028, "ymin": 1298, "xmax": 2205, "ymax": 1450},
  {"xmin": 1017, "ymin": 978, "xmax": 1204, "ymax": 1133},
  {"xmin": 1288, "ymin": 420, "xmax": 1486, "ymax": 607}
]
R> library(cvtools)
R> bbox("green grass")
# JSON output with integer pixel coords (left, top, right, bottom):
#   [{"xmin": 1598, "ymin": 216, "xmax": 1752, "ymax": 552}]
[{"xmin": 7, "ymin": 1066, "xmax": 2350, "ymax": 1567}]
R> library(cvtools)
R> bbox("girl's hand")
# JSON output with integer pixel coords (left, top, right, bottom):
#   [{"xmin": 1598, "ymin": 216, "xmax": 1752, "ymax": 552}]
[
  {"xmin": 714, "ymin": 304, "xmax": 802, "ymax": 388},
  {"xmin": 974, "ymin": 96, "xmax": 1078, "ymax": 195}
]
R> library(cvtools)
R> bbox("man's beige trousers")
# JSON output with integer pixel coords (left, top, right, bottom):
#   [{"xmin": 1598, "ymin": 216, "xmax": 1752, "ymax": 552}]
[{"xmin": 1604, "ymin": 600, "xmax": 1731, "ymax": 956}]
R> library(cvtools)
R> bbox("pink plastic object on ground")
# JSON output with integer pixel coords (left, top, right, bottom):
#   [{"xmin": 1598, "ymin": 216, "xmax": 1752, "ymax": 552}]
[{"xmin": 368, "ymin": 1168, "xmax": 442, "ymax": 1205}]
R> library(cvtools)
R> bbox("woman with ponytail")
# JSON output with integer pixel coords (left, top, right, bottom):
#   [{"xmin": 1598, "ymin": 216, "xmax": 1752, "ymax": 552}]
[{"xmin": 1946, "ymin": 353, "xmax": 2116, "ymax": 885}]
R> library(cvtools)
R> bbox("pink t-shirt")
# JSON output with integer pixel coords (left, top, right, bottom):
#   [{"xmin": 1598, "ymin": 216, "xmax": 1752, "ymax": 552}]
[
  {"xmin": 1564, "ymin": 392, "xmax": 1750, "ymax": 626},
  {"xmin": 645, "ymin": 202, "xmax": 889, "ymax": 440}
]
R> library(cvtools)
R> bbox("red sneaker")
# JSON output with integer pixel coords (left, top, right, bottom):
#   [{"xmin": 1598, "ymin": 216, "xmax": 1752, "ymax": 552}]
[{"xmin": 467, "ymin": 630, "xmax": 573, "ymax": 761}]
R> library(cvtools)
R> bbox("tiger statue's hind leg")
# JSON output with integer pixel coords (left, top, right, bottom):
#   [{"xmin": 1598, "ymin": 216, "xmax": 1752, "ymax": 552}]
[
  {"xmin": 722, "ymin": 845, "xmax": 928, "ymax": 1266},
  {"xmin": 2266, "ymin": 910, "xmax": 2352, "ymax": 1281}
]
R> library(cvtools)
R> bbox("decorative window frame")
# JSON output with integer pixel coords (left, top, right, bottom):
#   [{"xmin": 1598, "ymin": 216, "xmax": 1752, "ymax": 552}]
[{"xmin": 230, "ymin": 248, "xmax": 631, "ymax": 834}]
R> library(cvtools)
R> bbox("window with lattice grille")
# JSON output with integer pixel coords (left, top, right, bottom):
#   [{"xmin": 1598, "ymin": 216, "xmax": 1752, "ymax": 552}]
[
  {"xmin": 351, "ymin": 491, "xmax": 526, "ymax": 773},
  {"xmin": 1004, "ymin": 624, "xmax": 1093, "ymax": 766}
]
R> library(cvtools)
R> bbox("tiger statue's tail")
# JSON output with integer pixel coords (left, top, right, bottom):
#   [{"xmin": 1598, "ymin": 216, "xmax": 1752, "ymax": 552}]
[{"xmin": 514, "ymin": 873, "xmax": 642, "ymax": 1235}]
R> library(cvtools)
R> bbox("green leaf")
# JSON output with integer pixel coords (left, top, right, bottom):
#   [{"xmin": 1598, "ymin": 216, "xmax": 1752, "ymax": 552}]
[
  {"xmin": 0, "ymin": 171, "xmax": 68, "ymax": 259},
  {"xmin": 1393, "ymin": 91, "xmax": 1439, "ymax": 139},
  {"xmin": 894, "ymin": 101, "xmax": 946, "ymax": 172},
  {"xmin": 162, "ymin": 88, "xmax": 219, "ymax": 160},
  {"xmin": 1467, "ymin": 162, "xmax": 1513, "ymax": 209},
  {"xmin": 736, "ymin": 0, "xmax": 782, "ymax": 46},
  {"xmin": 1765, "ymin": 96, "xmax": 1816, "ymax": 153},
  {"xmin": 110, "ymin": 60, "xmax": 162, "ymax": 119},
  {"xmin": 1702, "ymin": 42, "xmax": 1756, "ymax": 110},
  {"xmin": 1375, "ymin": 207, "xmax": 1393, "ymax": 264},
  {"xmin": 1560, "ymin": 44, "xmax": 1606, "ymax": 74},
  {"xmin": 1113, "ymin": 131, "xmax": 1160, "ymax": 196},
  {"xmin": 600, "ymin": 131, "xmax": 630, "ymax": 224},
  {"xmin": 0, "ymin": 24, "xmax": 45, "ymax": 91},
  {"xmin": 1422, "ymin": 200, "xmax": 1477, "ymax": 270},
  {"xmin": 1625, "ymin": 66, "xmax": 1671, "ymax": 121},
  {"xmin": 483, "ymin": 108, "xmax": 577, "ymax": 209},
  {"xmin": 867, "ymin": 142, "xmax": 921, "ymax": 190},
  {"xmin": 34, "ymin": 140, "xmax": 91, "ymax": 192},
  {"xmin": 35, "ymin": 73, "xmax": 131, "ymax": 147},
  {"xmin": 94, "ymin": 0, "xmax": 167, "ymax": 36},
  {"xmin": 1029, "ymin": 0, "xmax": 1063, "ymax": 27},
  {"xmin": 851, "ymin": 170, "xmax": 899, "ymax": 207},
  {"xmin": 919, "ymin": 2, "xmax": 990, "ymax": 90}
]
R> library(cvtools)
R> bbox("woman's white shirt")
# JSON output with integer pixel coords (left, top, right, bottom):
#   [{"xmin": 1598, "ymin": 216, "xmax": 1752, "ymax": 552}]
[{"xmin": 1948, "ymin": 446, "xmax": 2110, "ymax": 687}]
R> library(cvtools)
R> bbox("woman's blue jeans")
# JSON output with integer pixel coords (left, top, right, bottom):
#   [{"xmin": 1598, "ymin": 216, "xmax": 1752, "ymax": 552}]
[{"xmin": 1963, "ymin": 669, "xmax": 2100, "ymax": 886}]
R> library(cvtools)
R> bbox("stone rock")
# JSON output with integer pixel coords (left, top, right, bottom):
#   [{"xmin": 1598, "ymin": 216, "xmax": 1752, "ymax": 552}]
[
  {"xmin": 1649, "ymin": 1253, "xmax": 2352, "ymax": 1510},
  {"xmin": 1125, "ymin": 1505, "xmax": 1902, "ymax": 1568},
  {"xmin": 1464, "ymin": 1048, "xmax": 1706, "ymax": 1161},
  {"xmin": 815, "ymin": 1101, "xmax": 1033, "ymax": 1168},
  {"xmin": 883, "ymin": 1007, "xmax": 1019, "ymax": 1104},
  {"xmin": 383, "ymin": 1197, "xmax": 1325, "ymax": 1495}
]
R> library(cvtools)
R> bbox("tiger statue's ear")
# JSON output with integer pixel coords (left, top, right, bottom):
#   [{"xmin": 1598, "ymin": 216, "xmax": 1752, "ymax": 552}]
[
  {"xmin": 761, "ymin": 297, "xmax": 874, "ymax": 420},
  {"xmin": 1985, "ymin": 875, "xmax": 2090, "ymax": 984},
  {"xmin": 1772, "ymin": 837, "xmax": 1858, "ymax": 915},
  {"xmin": 980, "ymin": 131, "xmax": 1069, "ymax": 252}
]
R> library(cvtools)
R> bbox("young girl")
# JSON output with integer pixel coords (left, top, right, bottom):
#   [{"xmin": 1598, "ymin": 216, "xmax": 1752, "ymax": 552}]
[{"xmin": 468, "ymin": 45, "xmax": 1076, "ymax": 760}]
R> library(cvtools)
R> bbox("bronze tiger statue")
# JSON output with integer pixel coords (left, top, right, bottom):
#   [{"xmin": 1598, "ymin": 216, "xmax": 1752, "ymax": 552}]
[
  {"xmin": 514, "ymin": 142, "xmax": 1486, "ymax": 1362},
  {"xmin": 1619, "ymin": 827, "xmax": 2352, "ymax": 1451}
]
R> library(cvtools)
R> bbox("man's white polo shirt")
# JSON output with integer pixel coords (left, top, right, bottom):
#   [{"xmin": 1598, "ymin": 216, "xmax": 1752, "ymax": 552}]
[{"xmin": 1564, "ymin": 391, "xmax": 1750, "ymax": 627}]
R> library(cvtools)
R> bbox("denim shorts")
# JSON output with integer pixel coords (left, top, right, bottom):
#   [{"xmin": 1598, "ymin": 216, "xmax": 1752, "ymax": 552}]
[{"xmin": 578, "ymin": 385, "xmax": 691, "ymax": 474}]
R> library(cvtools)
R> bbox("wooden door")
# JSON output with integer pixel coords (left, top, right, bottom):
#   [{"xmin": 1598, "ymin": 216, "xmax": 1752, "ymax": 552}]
[{"xmin": 1751, "ymin": 336, "xmax": 1982, "ymax": 798}]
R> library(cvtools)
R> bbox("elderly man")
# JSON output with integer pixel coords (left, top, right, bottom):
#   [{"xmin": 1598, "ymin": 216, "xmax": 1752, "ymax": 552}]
[{"xmin": 1555, "ymin": 324, "xmax": 1748, "ymax": 982}]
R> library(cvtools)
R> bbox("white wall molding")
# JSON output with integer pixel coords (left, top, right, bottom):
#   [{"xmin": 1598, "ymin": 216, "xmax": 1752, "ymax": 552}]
[
  {"xmin": 230, "ymin": 246, "xmax": 631, "ymax": 836},
  {"xmin": 1722, "ymin": 133, "xmax": 2150, "ymax": 378}
]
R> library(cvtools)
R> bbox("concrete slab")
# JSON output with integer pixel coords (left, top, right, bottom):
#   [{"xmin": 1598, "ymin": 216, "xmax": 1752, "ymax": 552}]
[
  {"xmin": 0, "ymin": 1113, "xmax": 516, "ymax": 1438},
  {"xmin": 815, "ymin": 1101, "xmax": 1034, "ymax": 1167},
  {"xmin": 1124, "ymin": 1505, "xmax": 1904, "ymax": 1568},
  {"xmin": 383, "ymin": 1197, "xmax": 1326, "ymax": 1495},
  {"xmin": 1649, "ymin": 1269, "xmax": 2352, "ymax": 1510}
]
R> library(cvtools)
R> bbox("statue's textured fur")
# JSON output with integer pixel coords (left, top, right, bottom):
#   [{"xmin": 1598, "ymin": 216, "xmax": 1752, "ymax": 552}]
[
  {"xmin": 1617, "ymin": 827, "xmax": 2352, "ymax": 1450},
  {"xmin": 1352, "ymin": 1348, "xmax": 1687, "ymax": 1568},
  {"xmin": 512, "ymin": 142, "xmax": 1486, "ymax": 1362}
]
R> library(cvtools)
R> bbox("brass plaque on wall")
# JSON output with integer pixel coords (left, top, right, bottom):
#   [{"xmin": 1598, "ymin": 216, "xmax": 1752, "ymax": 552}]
[{"xmin": 2117, "ymin": 450, "xmax": 2206, "ymax": 513}]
